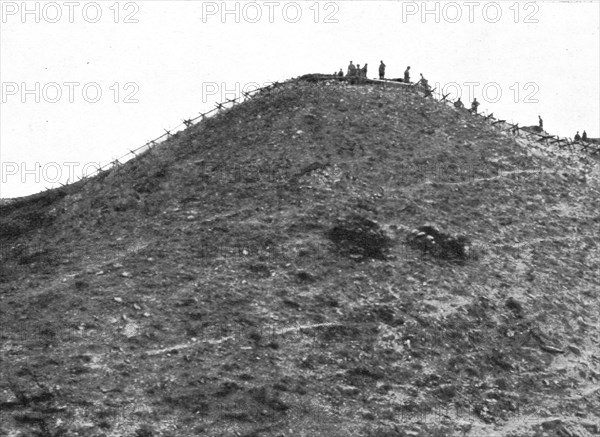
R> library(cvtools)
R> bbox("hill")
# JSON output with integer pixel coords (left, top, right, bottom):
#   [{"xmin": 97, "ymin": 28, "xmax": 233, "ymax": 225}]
[{"xmin": 1, "ymin": 76, "xmax": 599, "ymax": 437}]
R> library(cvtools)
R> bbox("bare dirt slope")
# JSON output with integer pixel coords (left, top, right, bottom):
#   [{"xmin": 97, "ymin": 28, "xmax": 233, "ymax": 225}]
[{"xmin": 1, "ymin": 77, "xmax": 599, "ymax": 437}]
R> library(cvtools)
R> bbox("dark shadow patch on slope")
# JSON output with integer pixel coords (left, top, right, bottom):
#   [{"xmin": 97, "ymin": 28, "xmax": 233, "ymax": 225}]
[
  {"xmin": 327, "ymin": 214, "xmax": 393, "ymax": 261},
  {"xmin": 0, "ymin": 190, "xmax": 66, "ymax": 239}
]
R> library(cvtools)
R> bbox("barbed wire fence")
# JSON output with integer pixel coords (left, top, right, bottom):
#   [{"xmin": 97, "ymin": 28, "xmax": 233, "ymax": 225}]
[
  {"xmin": 0, "ymin": 78, "xmax": 298, "ymax": 203},
  {"xmin": 73, "ymin": 80, "xmax": 295, "ymax": 189},
  {"xmin": 399, "ymin": 78, "xmax": 600, "ymax": 158},
  {"xmin": 6, "ymin": 73, "xmax": 599, "ymax": 204}
]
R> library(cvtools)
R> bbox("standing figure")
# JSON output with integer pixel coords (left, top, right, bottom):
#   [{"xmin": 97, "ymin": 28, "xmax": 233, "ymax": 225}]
[
  {"xmin": 538, "ymin": 115, "xmax": 543, "ymax": 130},
  {"xmin": 347, "ymin": 61, "xmax": 357, "ymax": 85},
  {"xmin": 471, "ymin": 98, "xmax": 480, "ymax": 114},
  {"xmin": 362, "ymin": 63, "xmax": 368, "ymax": 78},
  {"xmin": 582, "ymin": 131, "xmax": 588, "ymax": 141},
  {"xmin": 379, "ymin": 61, "xmax": 386, "ymax": 79},
  {"xmin": 574, "ymin": 131, "xmax": 581, "ymax": 141},
  {"xmin": 404, "ymin": 66, "xmax": 411, "ymax": 83},
  {"xmin": 338, "ymin": 69, "xmax": 344, "ymax": 77},
  {"xmin": 347, "ymin": 61, "xmax": 357, "ymax": 77}
]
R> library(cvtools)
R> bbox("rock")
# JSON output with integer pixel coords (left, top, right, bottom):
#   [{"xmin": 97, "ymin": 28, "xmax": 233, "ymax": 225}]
[
  {"xmin": 13, "ymin": 411, "xmax": 46, "ymax": 423},
  {"xmin": 407, "ymin": 225, "xmax": 472, "ymax": 260},
  {"xmin": 456, "ymin": 419, "xmax": 473, "ymax": 433},
  {"xmin": 540, "ymin": 344, "xmax": 564, "ymax": 354},
  {"xmin": 505, "ymin": 297, "xmax": 523, "ymax": 316},
  {"xmin": 582, "ymin": 422, "xmax": 599, "ymax": 434},
  {"xmin": 337, "ymin": 385, "xmax": 360, "ymax": 396},
  {"xmin": 114, "ymin": 297, "xmax": 123, "ymax": 303},
  {"xmin": 123, "ymin": 322, "xmax": 139, "ymax": 338},
  {"xmin": 295, "ymin": 271, "xmax": 316, "ymax": 282},
  {"xmin": 0, "ymin": 389, "xmax": 18, "ymax": 405},
  {"xmin": 541, "ymin": 418, "xmax": 563, "ymax": 429}
]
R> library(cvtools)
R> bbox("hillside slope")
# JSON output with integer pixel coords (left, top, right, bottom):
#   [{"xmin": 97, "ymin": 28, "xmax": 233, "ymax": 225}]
[{"xmin": 1, "ymin": 77, "xmax": 599, "ymax": 437}]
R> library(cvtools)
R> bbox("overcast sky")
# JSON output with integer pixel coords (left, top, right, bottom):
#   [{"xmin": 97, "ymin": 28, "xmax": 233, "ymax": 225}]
[{"xmin": 1, "ymin": 0, "xmax": 599, "ymax": 198}]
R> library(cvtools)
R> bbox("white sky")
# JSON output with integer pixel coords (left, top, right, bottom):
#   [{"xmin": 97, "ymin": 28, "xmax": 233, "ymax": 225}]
[{"xmin": 1, "ymin": 0, "xmax": 599, "ymax": 198}]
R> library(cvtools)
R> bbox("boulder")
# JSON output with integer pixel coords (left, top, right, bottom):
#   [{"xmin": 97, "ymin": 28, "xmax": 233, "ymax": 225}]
[{"xmin": 407, "ymin": 225, "xmax": 472, "ymax": 260}]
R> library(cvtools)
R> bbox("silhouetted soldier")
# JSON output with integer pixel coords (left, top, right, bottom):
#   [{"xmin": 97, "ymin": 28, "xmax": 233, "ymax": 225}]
[
  {"xmin": 362, "ymin": 63, "xmax": 368, "ymax": 78},
  {"xmin": 356, "ymin": 64, "xmax": 363, "ymax": 84},
  {"xmin": 574, "ymin": 131, "xmax": 581, "ymax": 141},
  {"xmin": 454, "ymin": 97, "xmax": 464, "ymax": 109},
  {"xmin": 347, "ymin": 61, "xmax": 357, "ymax": 85},
  {"xmin": 582, "ymin": 131, "xmax": 588, "ymax": 141},
  {"xmin": 471, "ymin": 98, "xmax": 480, "ymax": 114},
  {"xmin": 538, "ymin": 115, "xmax": 543, "ymax": 130},
  {"xmin": 379, "ymin": 61, "xmax": 386, "ymax": 79},
  {"xmin": 347, "ymin": 61, "xmax": 356, "ymax": 77},
  {"xmin": 404, "ymin": 66, "xmax": 411, "ymax": 83},
  {"xmin": 338, "ymin": 69, "xmax": 344, "ymax": 78}
]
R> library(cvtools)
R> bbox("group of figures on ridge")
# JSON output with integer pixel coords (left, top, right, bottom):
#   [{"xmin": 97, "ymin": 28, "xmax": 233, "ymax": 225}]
[
  {"xmin": 335, "ymin": 61, "xmax": 482, "ymax": 113},
  {"xmin": 333, "ymin": 61, "xmax": 594, "ymax": 142}
]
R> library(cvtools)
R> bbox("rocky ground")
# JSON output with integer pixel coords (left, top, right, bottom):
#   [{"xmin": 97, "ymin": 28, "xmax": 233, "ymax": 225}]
[{"xmin": 1, "ymin": 77, "xmax": 599, "ymax": 436}]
